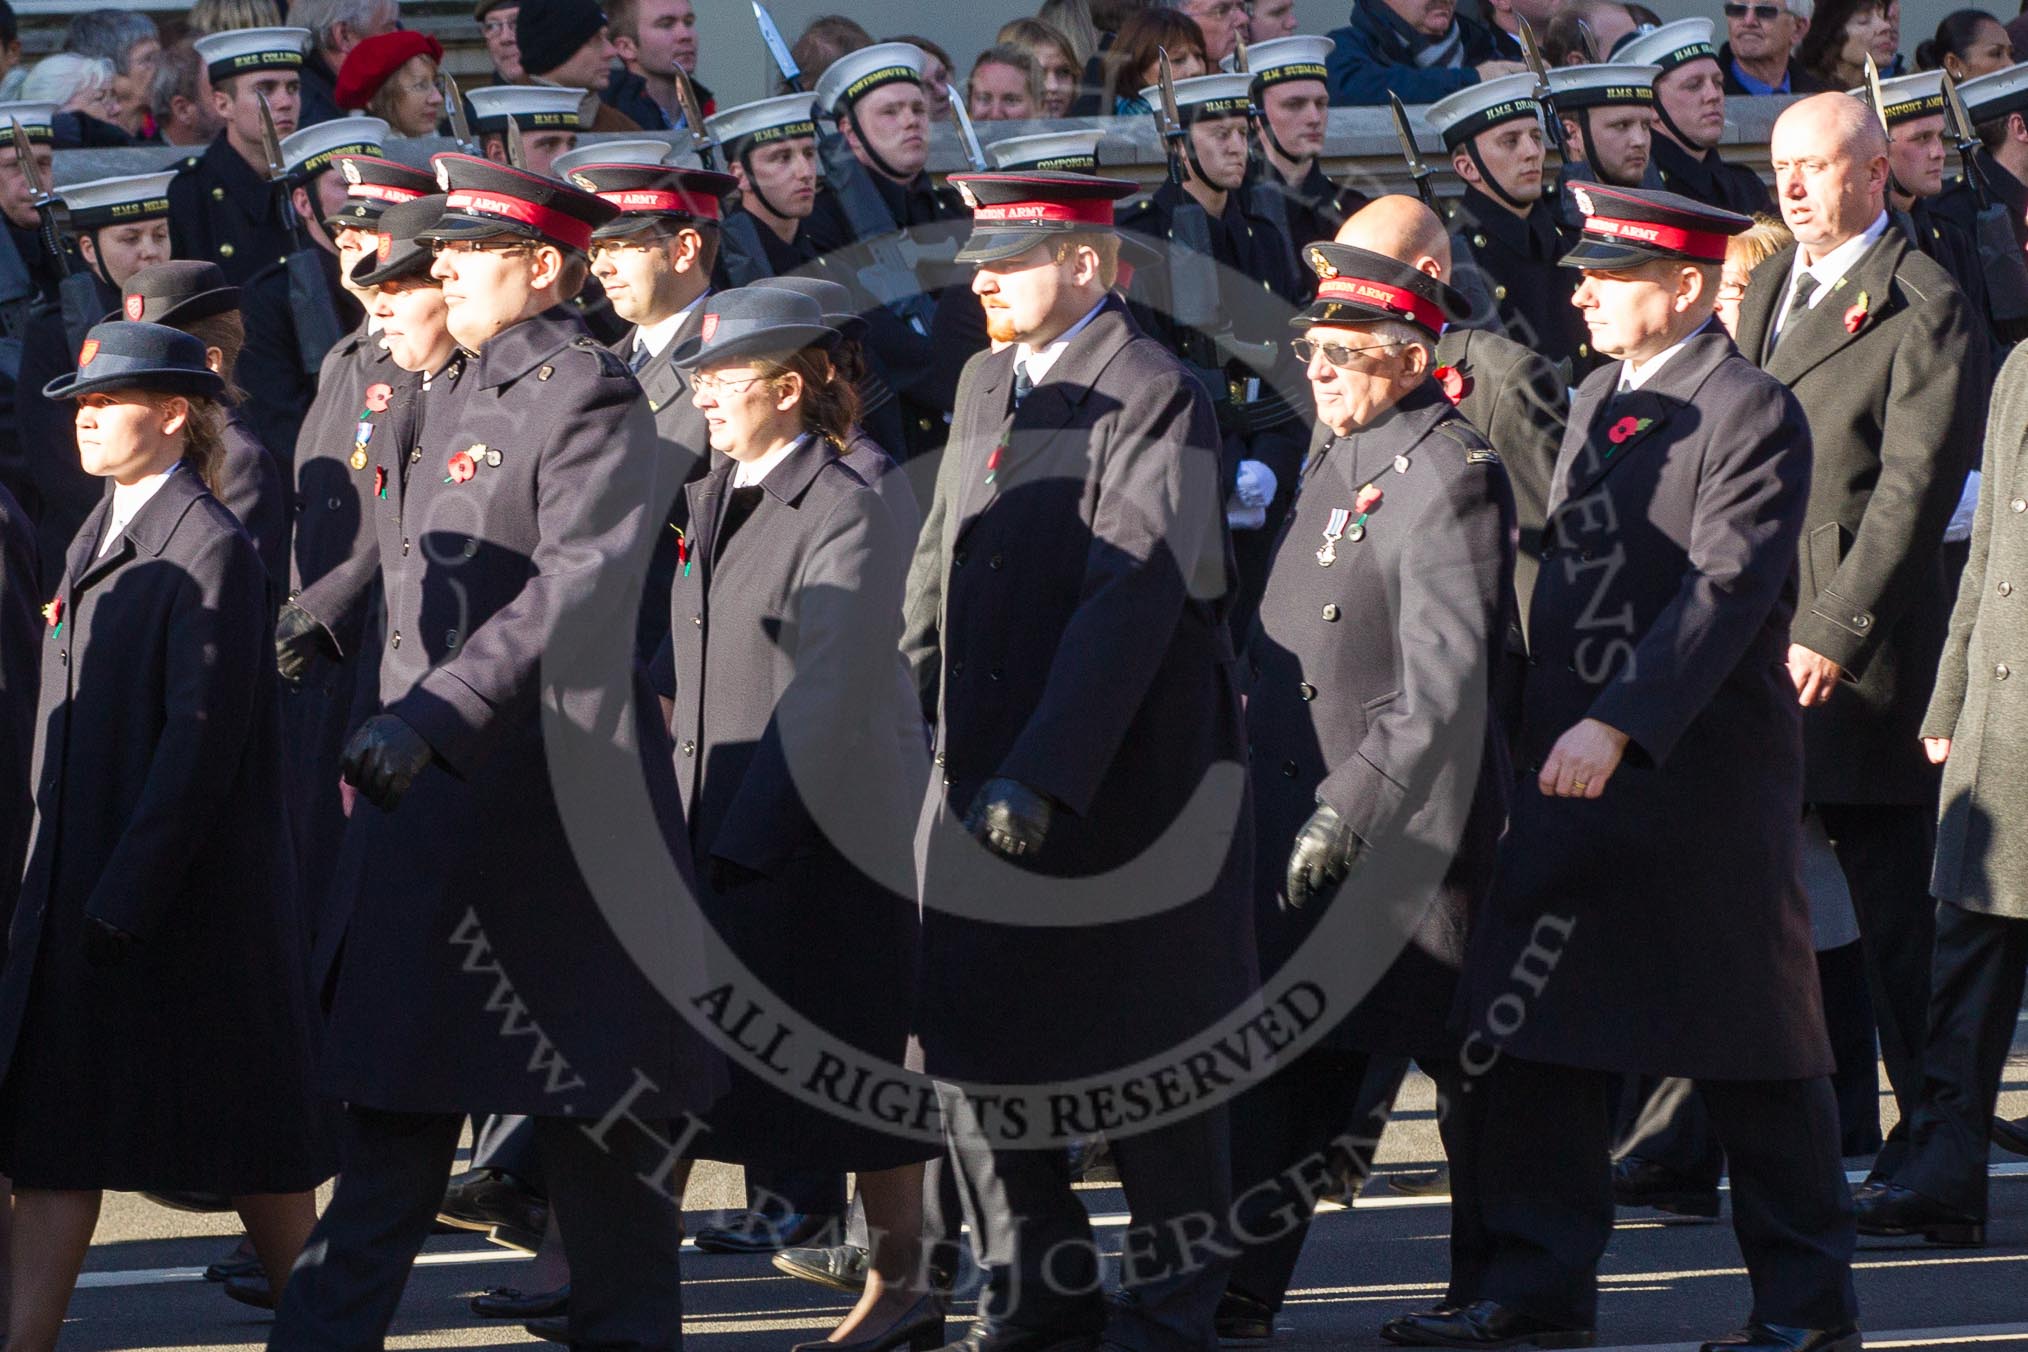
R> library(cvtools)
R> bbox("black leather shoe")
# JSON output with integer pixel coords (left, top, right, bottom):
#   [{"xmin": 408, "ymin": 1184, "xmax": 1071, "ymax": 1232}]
[
  {"xmin": 437, "ymin": 1167, "xmax": 548, "ymax": 1253},
  {"xmin": 221, "ymin": 1272, "xmax": 276, "ymax": 1310},
  {"xmin": 204, "ymin": 1249, "xmax": 261, "ymax": 1283},
  {"xmin": 1699, "ymin": 1321, "xmax": 1862, "ymax": 1351},
  {"xmin": 1611, "ymin": 1156, "xmax": 1720, "ymax": 1219},
  {"xmin": 1853, "ymin": 1181, "xmax": 1985, "ymax": 1245},
  {"xmin": 692, "ymin": 1208, "xmax": 841, "ymax": 1254},
  {"xmin": 773, "ymin": 1241, "xmax": 870, "ymax": 1292},
  {"xmin": 794, "ymin": 1293, "xmax": 947, "ymax": 1351},
  {"xmin": 1992, "ymin": 1115, "xmax": 2028, "ymax": 1158},
  {"xmin": 1379, "ymin": 1299, "xmax": 1594, "ymax": 1348},
  {"xmin": 1216, "ymin": 1288, "xmax": 1276, "ymax": 1340},
  {"xmin": 525, "ymin": 1316, "xmax": 568, "ymax": 1344},
  {"xmin": 1386, "ymin": 1167, "xmax": 1453, "ymax": 1197},
  {"xmin": 929, "ymin": 1324, "xmax": 1100, "ymax": 1352},
  {"xmin": 471, "ymin": 1282, "xmax": 569, "ymax": 1319}
]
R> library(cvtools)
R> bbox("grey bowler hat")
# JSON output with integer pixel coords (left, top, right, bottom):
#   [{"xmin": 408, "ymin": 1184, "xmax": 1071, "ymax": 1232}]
[{"xmin": 670, "ymin": 288, "xmax": 837, "ymax": 369}]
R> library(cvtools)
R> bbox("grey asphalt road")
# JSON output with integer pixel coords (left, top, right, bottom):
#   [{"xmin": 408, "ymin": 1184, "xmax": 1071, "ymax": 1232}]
[{"xmin": 52, "ymin": 1045, "xmax": 2028, "ymax": 1351}]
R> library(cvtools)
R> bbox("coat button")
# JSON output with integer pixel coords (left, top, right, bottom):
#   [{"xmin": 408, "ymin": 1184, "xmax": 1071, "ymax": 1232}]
[
  {"xmin": 2014, "ymin": 498, "xmax": 2027, "ymax": 513},
  {"xmin": 989, "ymin": 553, "xmax": 1004, "ymax": 570},
  {"xmin": 951, "ymin": 660, "xmax": 965, "ymax": 676},
  {"xmin": 327, "ymin": 495, "xmax": 340, "ymax": 509},
  {"xmin": 1281, "ymin": 760, "xmax": 1298, "ymax": 777},
  {"xmin": 953, "ymin": 548, "xmax": 967, "ymax": 567},
  {"xmin": 2001, "ymin": 581, "xmax": 2014, "ymax": 597},
  {"xmin": 59, "ymin": 649, "xmax": 67, "ymax": 665},
  {"xmin": 391, "ymin": 631, "xmax": 401, "ymax": 648},
  {"xmin": 933, "ymin": 752, "xmax": 946, "ymax": 767},
  {"xmin": 1322, "ymin": 604, "xmax": 1339, "ymax": 621},
  {"xmin": 1298, "ymin": 682, "xmax": 1316, "ymax": 701},
  {"xmin": 681, "ymin": 739, "xmax": 695, "ymax": 756},
  {"xmin": 990, "ymin": 666, "xmax": 1004, "ymax": 681},
  {"xmin": 1540, "ymin": 547, "xmax": 1555, "ymax": 562},
  {"xmin": 462, "ymin": 539, "xmax": 478, "ymax": 558},
  {"xmin": 1999, "ymin": 663, "xmax": 2013, "ymax": 680},
  {"xmin": 1493, "ymin": 285, "xmax": 1508, "ymax": 300},
  {"xmin": 445, "ymin": 629, "xmax": 459, "ymax": 647},
  {"xmin": 410, "ymin": 448, "xmax": 421, "ymax": 463},
  {"xmin": 401, "ymin": 537, "xmax": 411, "ymax": 555},
  {"xmin": 218, "ymin": 242, "xmax": 234, "ymax": 257},
  {"xmin": 691, "ymin": 613, "xmax": 702, "ymax": 626},
  {"xmin": 211, "ymin": 186, "xmax": 225, "ymax": 201},
  {"xmin": 1472, "ymin": 234, "xmax": 1487, "ymax": 247}
]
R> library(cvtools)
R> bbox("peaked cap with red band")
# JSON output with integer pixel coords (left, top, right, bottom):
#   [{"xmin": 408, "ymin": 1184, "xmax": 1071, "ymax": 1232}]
[
  {"xmin": 418, "ymin": 153, "xmax": 619, "ymax": 253},
  {"xmin": 565, "ymin": 163, "xmax": 738, "ymax": 238},
  {"xmin": 1558, "ymin": 181, "xmax": 1752, "ymax": 271},
  {"xmin": 948, "ymin": 170, "xmax": 1140, "ymax": 265},
  {"xmin": 327, "ymin": 155, "xmax": 439, "ymax": 231},
  {"xmin": 351, "ymin": 195, "xmax": 451, "ymax": 289},
  {"xmin": 1292, "ymin": 242, "xmax": 1465, "ymax": 338}
]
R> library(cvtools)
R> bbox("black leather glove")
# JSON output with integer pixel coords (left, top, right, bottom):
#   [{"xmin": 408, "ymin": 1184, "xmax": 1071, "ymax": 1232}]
[
  {"xmin": 340, "ymin": 714, "xmax": 436, "ymax": 811},
  {"xmin": 707, "ymin": 855, "xmax": 766, "ymax": 893},
  {"xmin": 964, "ymin": 777, "xmax": 1054, "ymax": 859},
  {"xmin": 1284, "ymin": 800, "xmax": 1365, "ymax": 911},
  {"xmin": 275, "ymin": 600, "xmax": 336, "ymax": 683},
  {"xmin": 82, "ymin": 915, "xmax": 137, "ymax": 968}
]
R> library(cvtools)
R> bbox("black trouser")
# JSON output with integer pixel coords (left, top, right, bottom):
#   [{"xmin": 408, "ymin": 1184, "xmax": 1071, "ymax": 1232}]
[
  {"xmin": 470, "ymin": 1112, "xmax": 545, "ymax": 1192},
  {"xmin": 937, "ymin": 1081, "xmax": 1233, "ymax": 1352},
  {"xmin": 741, "ymin": 1163, "xmax": 847, "ymax": 1222},
  {"xmin": 1896, "ymin": 903, "xmax": 2028, "ymax": 1216},
  {"xmin": 1458, "ymin": 1055, "xmax": 1856, "ymax": 1332},
  {"xmin": 272, "ymin": 1106, "xmax": 685, "ymax": 1351},
  {"xmin": 1817, "ymin": 801, "xmax": 1939, "ymax": 1174}
]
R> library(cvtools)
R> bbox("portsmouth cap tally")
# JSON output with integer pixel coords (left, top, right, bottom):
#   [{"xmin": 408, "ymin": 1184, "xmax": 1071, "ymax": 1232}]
[
  {"xmin": 1856, "ymin": 70, "xmax": 1946, "ymax": 125},
  {"xmin": 1227, "ymin": 34, "xmax": 1332, "ymax": 90},
  {"xmin": 281, "ymin": 116, "xmax": 389, "ymax": 180},
  {"xmin": 466, "ymin": 83, "xmax": 587, "ymax": 134},
  {"xmin": 1559, "ymin": 181, "xmax": 1751, "ymax": 269},
  {"xmin": 550, "ymin": 139, "xmax": 678, "ymax": 176},
  {"xmin": 351, "ymin": 194, "xmax": 450, "ymax": 288},
  {"xmin": 949, "ymin": 170, "xmax": 1139, "ymax": 264},
  {"xmin": 1959, "ymin": 61, "xmax": 2028, "ymax": 124},
  {"xmin": 670, "ymin": 287, "xmax": 837, "ymax": 369},
  {"xmin": 1426, "ymin": 73, "xmax": 1541, "ymax": 150},
  {"xmin": 1138, "ymin": 71, "xmax": 1254, "ymax": 123},
  {"xmin": 422, "ymin": 153, "xmax": 619, "ymax": 251},
  {"xmin": 708, "ymin": 93, "xmax": 821, "ymax": 156},
  {"xmin": 814, "ymin": 43, "xmax": 928, "ymax": 118},
  {"xmin": 193, "ymin": 27, "xmax": 310, "ymax": 84},
  {"xmin": 1546, "ymin": 63, "xmax": 1660, "ymax": 111},
  {"xmin": 1294, "ymin": 242, "xmax": 1464, "ymax": 336},
  {"xmin": 0, "ymin": 101, "xmax": 57, "ymax": 148},
  {"xmin": 328, "ymin": 155, "xmax": 438, "ymax": 230},
  {"xmin": 568, "ymin": 163, "xmax": 737, "ymax": 237},
  {"xmin": 1614, "ymin": 18, "xmax": 1718, "ymax": 76},
  {"xmin": 43, "ymin": 321, "xmax": 226, "ymax": 402},
  {"xmin": 116, "ymin": 261, "xmax": 240, "ymax": 327},
  {"xmin": 59, "ymin": 171, "xmax": 176, "ymax": 232},
  {"xmin": 985, "ymin": 130, "xmax": 1105, "ymax": 171}
]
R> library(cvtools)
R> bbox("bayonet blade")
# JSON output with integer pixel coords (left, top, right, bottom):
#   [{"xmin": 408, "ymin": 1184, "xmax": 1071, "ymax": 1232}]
[
  {"xmin": 752, "ymin": 0, "xmax": 803, "ymax": 91},
  {"xmin": 1863, "ymin": 53, "xmax": 1891, "ymax": 135},
  {"xmin": 10, "ymin": 117, "xmax": 50, "ymax": 205},
  {"xmin": 1939, "ymin": 68, "xmax": 1991, "ymax": 208},
  {"xmin": 505, "ymin": 113, "xmax": 527, "ymax": 171},
  {"xmin": 947, "ymin": 85, "xmax": 987, "ymax": 171},
  {"xmin": 672, "ymin": 64, "xmax": 715, "ymax": 167},
  {"xmin": 441, "ymin": 69, "xmax": 476, "ymax": 153},
  {"xmin": 255, "ymin": 90, "xmax": 287, "ymax": 180},
  {"xmin": 1233, "ymin": 35, "xmax": 1249, "ymax": 74},
  {"xmin": 1576, "ymin": 17, "xmax": 1602, "ymax": 63},
  {"xmin": 1387, "ymin": 92, "xmax": 1437, "ymax": 209},
  {"xmin": 1157, "ymin": 47, "xmax": 1183, "ymax": 140},
  {"xmin": 1517, "ymin": 16, "xmax": 1568, "ymax": 157}
]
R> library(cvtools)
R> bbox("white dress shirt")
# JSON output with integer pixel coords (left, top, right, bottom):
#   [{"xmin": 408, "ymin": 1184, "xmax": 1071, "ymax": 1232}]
[
  {"xmin": 637, "ymin": 291, "xmax": 709, "ymax": 363},
  {"xmin": 1771, "ymin": 211, "xmax": 1889, "ymax": 342},
  {"xmin": 732, "ymin": 432, "xmax": 811, "ymax": 489},
  {"xmin": 1014, "ymin": 298, "xmax": 1107, "ymax": 387},
  {"xmin": 1619, "ymin": 317, "xmax": 1715, "ymax": 393}
]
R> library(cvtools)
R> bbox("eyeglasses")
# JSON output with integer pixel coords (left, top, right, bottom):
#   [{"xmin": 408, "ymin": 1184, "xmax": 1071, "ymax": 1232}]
[
  {"xmin": 1715, "ymin": 283, "xmax": 1749, "ymax": 302},
  {"xmin": 1722, "ymin": 3, "xmax": 1789, "ymax": 20},
  {"xmin": 587, "ymin": 234, "xmax": 680, "ymax": 261},
  {"xmin": 429, "ymin": 238, "xmax": 534, "ymax": 257},
  {"xmin": 691, "ymin": 371, "xmax": 770, "ymax": 396},
  {"xmin": 481, "ymin": 17, "xmax": 516, "ymax": 36},
  {"xmin": 1291, "ymin": 336, "xmax": 1402, "ymax": 366}
]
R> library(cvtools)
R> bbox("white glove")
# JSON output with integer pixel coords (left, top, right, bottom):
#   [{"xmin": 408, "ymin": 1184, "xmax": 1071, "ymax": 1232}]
[
  {"xmin": 1234, "ymin": 459, "xmax": 1278, "ymax": 509},
  {"xmin": 1945, "ymin": 471, "xmax": 1980, "ymax": 544}
]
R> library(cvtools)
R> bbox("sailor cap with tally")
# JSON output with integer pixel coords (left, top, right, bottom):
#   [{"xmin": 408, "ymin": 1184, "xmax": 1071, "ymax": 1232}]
[
  {"xmin": 1854, "ymin": 70, "xmax": 1946, "ymax": 124},
  {"xmin": 281, "ymin": 116, "xmax": 388, "ymax": 180},
  {"xmin": 986, "ymin": 131, "xmax": 1105, "ymax": 171},
  {"xmin": 708, "ymin": 93, "xmax": 821, "ymax": 154},
  {"xmin": 566, "ymin": 163, "xmax": 736, "ymax": 238},
  {"xmin": 814, "ymin": 43, "xmax": 927, "ymax": 118},
  {"xmin": 1546, "ymin": 63, "xmax": 1660, "ymax": 110},
  {"xmin": 1426, "ymin": 73, "xmax": 1541, "ymax": 150},
  {"xmin": 192, "ymin": 27, "xmax": 309, "ymax": 84},
  {"xmin": 328, "ymin": 155, "xmax": 437, "ymax": 230},
  {"xmin": 1614, "ymin": 19, "xmax": 1718, "ymax": 75},
  {"xmin": 1293, "ymin": 242, "xmax": 1464, "ymax": 337},
  {"xmin": 352, "ymin": 194, "xmax": 450, "ymax": 288},
  {"xmin": 0, "ymin": 101, "xmax": 57, "ymax": 147},
  {"xmin": 466, "ymin": 84, "xmax": 587, "ymax": 134},
  {"xmin": 1559, "ymin": 181, "xmax": 1751, "ymax": 269},
  {"xmin": 420, "ymin": 153, "xmax": 619, "ymax": 252},
  {"xmin": 1959, "ymin": 61, "xmax": 2028, "ymax": 124},
  {"xmin": 1225, "ymin": 35, "xmax": 1333, "ymax": 89},
  {"xmin": 550, "ymin": 139, "xmax": 677, "ymax": 176},
  {"xmin": 948, "ymin": 170, "xmax": 1137, "ymax": 264},
  {"xmin": 59, "ymin": 171, "xmax": 176, "ymax": 231},
  {"xmin": 1138, "ymin": 72, "xmax": 1254, "ymax": 122}
]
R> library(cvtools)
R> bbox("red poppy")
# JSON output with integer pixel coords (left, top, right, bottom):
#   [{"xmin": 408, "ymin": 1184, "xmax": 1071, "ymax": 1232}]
[
  {"xmin": 364, "ymin": 383, "xmax": 393, "ymax": 413},
  {"xmin": 1842, "ymin": 304, "xmax": 1866, "ymax": 335},
  {"xmin": 1433, "ymin": 364, "xmax": 1470, "ymax": 404},
  {"xmin": 1355, "ymin": 483, "xmax": 1384, "ymax": 513},
  {"xmin": 1608, "ymin": 416, "xmax": 1641, "ymax": 445},
  {"xmin": 374, "ymin": 466, "xmax": 387, "ymax": 499},
  {"xmin": 446, "ymin": 450, "xmax": 476, "ymax": 483},
  {"xmin": 42, "ymin": 596, "xmax": 62, "ymax": 629}
]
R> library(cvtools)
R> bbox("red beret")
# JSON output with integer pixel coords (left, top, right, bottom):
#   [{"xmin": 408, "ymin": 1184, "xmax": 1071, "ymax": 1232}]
[{"xmin": 335, "ymin": 30, "xmax": 447, "ymax": 111}]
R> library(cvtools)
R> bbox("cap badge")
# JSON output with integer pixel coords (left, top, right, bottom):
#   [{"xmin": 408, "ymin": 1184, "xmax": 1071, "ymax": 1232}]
[
  {"xmin": 1305, "ymin": 246, "xmax": 1337, "ymax": 279},
  {"xmin": 570, "ymin": 172, "xmax": 596, "ymax": 191},
  {"xmin": 435, "ymin": 161, "xmax": 454, "ymax": 190},
  {"xmin": 124, "ymin": 294, "xmax": 144, "ymax": 321},
  {"xmin": 700, "ymin": 313, "xmax": 719, "ymax": 342},
  {"xmin": 78, "ymin": 338, "xmax": 99, "ymax": 365},
  {"xmin": 378, "ymin": 233, "xmax": 393, "ymax": 261},
  {"xmin": 955, "ymin": 180, "xmax": 979, "ymax": 209},
  {"xmin": 341, "ymin": 159, "xmax": 361, "ymax": 185},
  {"xmin": 1572, "ymin": 185, "xmax": 1596, "ymax": 217}
]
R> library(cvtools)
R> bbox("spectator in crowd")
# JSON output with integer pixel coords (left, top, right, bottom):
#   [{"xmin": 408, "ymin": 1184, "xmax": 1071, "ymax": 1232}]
[
  {"xmin": 1916, "ymin": 8, "xmax": 2014, "ymax": 80},
  {"xmin": 62, "ymin": 11, "xmax": 160, "ymax": 137},
  {"xmin": 968, "ymin": 44, "xmax": 1042, "ymax": 121},
  {"xmin": 1068, "ymin": 0, "xmax": 1145, "ymax": 111},
  {"xmin": 288, "ymin": 0, "xmax": 399, "ymax": 126},
  {"xmin": 335, "ymin": 30, "xmax": 446, "ymax": 137},
  {"xmin": 1249, "ymin": 0, "xmax": 1299, "ymax": 42},
  {"xmin": 890, "ymin": 34, "xmax": 955, "ymax": 119},
  {"xmin": 1722, "ymin": 0, "xmax": 1821, "ymax": 94},
  {"xmin": 1102, "ymin": 7, "xmax": 1206, "ymax": 115},
  {"xmin": 149, "ymin": 43, "xmax": 223, "ymax": 147},
  {"xmin": 1712, "ymin": 215, "xmax": 1793, "ymax": 338},
  {"xmin": 1178, "ymin": 0, "xmax": 1249, "ymax": 64},
  {"xmin": 997, "ymin": 18, "xmax": 1080, "ymax": 118},
  {"xmin": 1876, "ymin": 0, "xmax": 1904, "ymax": 71},
  {"xmin": 789, "ymin": 15, "xmax": 871, "ymax": 96},
  {"xmin": 478, "ymin": 0, "xmax": 524, "ymax": 82},
  {"xmin": 606, "ymin": 0, "xmax": 701, "ymax": 130},
  {"xmin": 1043, "ymin": 0, "xmax": 1102, "ymax": 66},
  {"xmin": 1480, "ymin": 0, "xmax": 1557, "ymax": 59},
  {"xmin": 1544, "ymin": 0, "xmax": 1640, "ymax": 65},
  {"xmin": 516, "ymin": 0, "xmax": 639, "ymax": 132},
  {"xmin": 1324, "ymin": 0, "xmax": 1526, "ymax": 106},
  {"xmin": 188, "ymin": 0, "xmax": 287, "ymax": 34},
  {"xmin": 1797, "ymin": 0, "xmax": 1893, "ymax": 91},
  {"xmin": 0, "ymin": 1, "xmax": 20, "ymax": 102},
  {"xmin": 22, "ymin": 54, "xmax": 129, "ymax": 146}
]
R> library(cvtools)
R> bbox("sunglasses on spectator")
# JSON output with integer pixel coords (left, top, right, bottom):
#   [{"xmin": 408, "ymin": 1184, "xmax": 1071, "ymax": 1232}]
[{"xmin": 1723, "ymin": 4, "xmax": 1790, "ymax": 21}]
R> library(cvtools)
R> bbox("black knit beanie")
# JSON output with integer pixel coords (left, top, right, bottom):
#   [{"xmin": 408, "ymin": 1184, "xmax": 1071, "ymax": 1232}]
[{"xmin": 514, "ymin": 0, "xmax": 608, "ymax": 77}]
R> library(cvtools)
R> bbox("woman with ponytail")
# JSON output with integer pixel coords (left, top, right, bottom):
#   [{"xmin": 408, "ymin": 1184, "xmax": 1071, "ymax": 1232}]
[{"xmin": 0, "ymin": 322, "xmax": 325, "ymax": 1350}]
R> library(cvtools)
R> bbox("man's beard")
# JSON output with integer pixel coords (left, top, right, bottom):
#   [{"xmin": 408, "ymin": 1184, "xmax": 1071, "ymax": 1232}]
[{"xmin": 984, "ymin": 307, "xmax": 1019, "ymax": 344}]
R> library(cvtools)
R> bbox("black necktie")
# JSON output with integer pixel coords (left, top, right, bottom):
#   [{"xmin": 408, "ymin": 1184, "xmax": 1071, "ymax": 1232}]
[
  {"xmin": 630, "ymin": 339, "xmax": 652, "ymax": 373},
  {"xmin": 1771, "ymin": 272, "xmax": 1819, "ymax": 354},
  {"xmin": 1010, "ymin": 362, "xmax": 1034, "ymax": 412}
]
